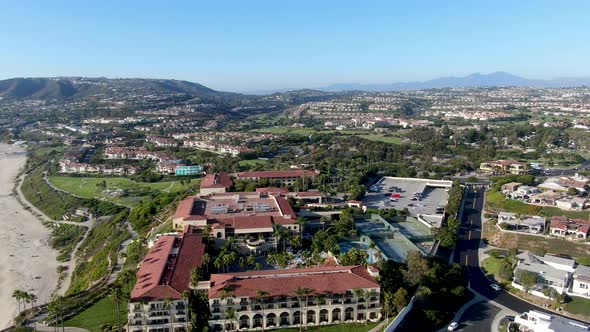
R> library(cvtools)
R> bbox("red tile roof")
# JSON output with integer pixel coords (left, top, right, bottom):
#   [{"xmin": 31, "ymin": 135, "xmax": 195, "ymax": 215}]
[
  {"xmin": 215, "ymin": 216, "xmax": 274, "ymax": 230},
  {"xmin": 236, "ymin": 170, "xmax": 318, "ymax": 179},
  {"xmin": 201, "ymin": 173, "xmax": 233, "ymax": 189},
  {"xmin": 208, "ymin": 265, "xmax": 379, "ymax": 299},
  {"xmin": 256, "ymin": 187, "xmax": 289, "ymax": 195},
  {"xmin": 550, "ymin": 216, "xmax": 590, "ymax": 234},
  {"xmin": 131, "ymin": 233, "xmax": 206, "ymax": 301}
]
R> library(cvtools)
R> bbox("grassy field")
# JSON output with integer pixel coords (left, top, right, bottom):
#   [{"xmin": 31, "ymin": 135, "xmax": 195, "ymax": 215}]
[
  {"xmin": 48, "ymin": 176, "xmax": 198, "ymax": 207},
  {"xmin": 565, "ymin": 296, "xmax": 590, "ymax": 316},
  {"xmin": 273, "ymin": 321, "xmax": 381, "ymax": 332},
  {"xmin": 482, "ymin": 256, "xmax": 503, "ymax": 277},
  {"xmin": 21, "ymin": 167, "xmax": 84, "ymax": 219},
  {"xmin": 357, "ymin": 134, "xmax": 402, "ymax": 144},
  {"xmin": 239, "ymin": 158, "xmax": 270, "ymax": 168},
  {"xmin": 492, "ymin": 232, "xmax": 590, "ymax": 257},
  {"xmin": 31, "ymin": 146, "xmax": 65, "ymax": 157},
  {"xmin": 64, "ymin": 296, "xmax": 126, "ymax": 332},
  {"xmin": 486, "ymin": 190, "xmax": 590, "ymax": 219}
]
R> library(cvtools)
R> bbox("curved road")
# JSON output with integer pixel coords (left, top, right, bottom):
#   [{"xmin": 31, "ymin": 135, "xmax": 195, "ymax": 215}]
[{"xmin": 454, "ymin": 188, "xmax": 589, "ymax": 324}]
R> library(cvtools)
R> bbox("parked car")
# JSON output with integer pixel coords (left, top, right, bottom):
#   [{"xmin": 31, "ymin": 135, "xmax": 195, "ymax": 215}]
[
  {"xmin": 490, "ymin": 284, "xmax": 501, "ymax": 291},
  {"xmin": 447, "ymin": 322, "xmax": 459, "ymax": 331}
]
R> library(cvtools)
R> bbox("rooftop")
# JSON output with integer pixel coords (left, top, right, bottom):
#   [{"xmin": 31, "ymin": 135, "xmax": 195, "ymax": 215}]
[
  {"xmin": 208, "ymin": 265, "xmax": 379, "ymax": 299},
  {"xmin": 235, "ymin": 170, "xmax": 318, "ymax": 179},
  {"xmin": 201, "ymin": 172, "xmax": 233, "ymax": 189}
]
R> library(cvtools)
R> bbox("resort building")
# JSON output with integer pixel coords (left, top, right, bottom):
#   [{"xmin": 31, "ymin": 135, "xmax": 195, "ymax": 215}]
[
  {"xmin": 203, "ymin": 265, "xmax": 382, "ymax": 331},
  {"xmin": 127, "ymin": 232, "xmax": 206, "ymax": 332},
  {"xmin": 200, "ymin": 173, "xmax": 233, "ymax": 195},
  {"xmin": 175, "ymin": 165, "xmax": 203, "ymax": 176},
  {"xmin": 234, "ymin": 170, "xmax": 318, "ymax": 186},
  {"xmin": 172, "ymin": 192, "xmax": 299, "ymax": 253}
]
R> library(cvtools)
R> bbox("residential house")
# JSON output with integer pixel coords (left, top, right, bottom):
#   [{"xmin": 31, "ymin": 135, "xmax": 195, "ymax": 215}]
[
  {"xmin": 549, "ymin": 216, "xmax": 590, "ymax": 240},
  {"xmin": 175, "ymin": 165, "xmax": 203, "ymax": 176},
  {"xmin": 479, "ymin": 160, "xmax": 529, "ymax": 175},
  {"xmin": 501, "ymin": 182, "xmax": 522, "ymax": 194},
  {"xmin": 513, "ymin": 252, "xmax": 574, "ymax": 294},
  {"xmin": 555, "ymin": 197, "xmax": 587, "ymax": 211},
  {"xmin": 203, "ymin": 265, "xmax": 381, "ymax": 331},
  {"xmin": 515, "ymin": 310, "xmax": 589, "ymax": 332},
  {"xmin": 571, "ymin": 265, "xmax": 590, "ymax": 299}
]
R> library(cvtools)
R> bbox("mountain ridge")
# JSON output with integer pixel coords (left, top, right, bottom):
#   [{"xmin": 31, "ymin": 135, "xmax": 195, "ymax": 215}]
[
  {"xmin": 318, "ymin": 71, "xmax": 590, "ymax": 92},
  {"xmin": 0, "ymin": 77, "xmax": 228, "ymax": 100}
]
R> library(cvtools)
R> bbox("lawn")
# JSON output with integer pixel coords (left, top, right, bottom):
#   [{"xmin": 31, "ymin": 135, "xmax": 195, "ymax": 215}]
[
  {"xmin": 357, "ymin": 134, "xmax": 402, "ymax": 144},
  {"xmin": 482, "ymin": 256, "xmax": 503, "ymax": 277},
  {"xmin": 493, "ymin": 232, "xmax": 590, "ymax": 257},
  {"xmin": 64, "ymin": 296, "xmax": 127, "ymax": 332},
  {"xmin": 565, "ymin": 296, "xmax": 590, "ymax": 316},
  {"xmin": 272, "ymin": 321, "xmax": 381, "ymax": 332},
  {"xmin": 48, "ymin": 176, "xmax": 199, "ymax": 207},
  {"xmin": 239, "ymin": 158, "xmax": 270, "ymax": 168},
  {"xmin": 485, "ymin": 190, "xmax": 590, "ymax": 219},
  {"xmin": 31, "ymin": 145, "xmax": 65, "ymax": 157}
]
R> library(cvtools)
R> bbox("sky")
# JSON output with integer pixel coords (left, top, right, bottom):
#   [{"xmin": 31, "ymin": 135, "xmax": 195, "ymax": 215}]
[{"xmin": 1, "ymin": 0, "xmax": 589, "ymax": 91}]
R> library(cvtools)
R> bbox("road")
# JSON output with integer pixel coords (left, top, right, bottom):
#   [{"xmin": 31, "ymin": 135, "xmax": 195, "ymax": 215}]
[{"xmin": 453, "ymin": 188, "xmax": 588, "ymax": 325}]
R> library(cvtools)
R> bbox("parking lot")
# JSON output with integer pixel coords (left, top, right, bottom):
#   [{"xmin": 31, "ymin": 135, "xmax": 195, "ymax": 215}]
[{"xmin": 364, "ymin": 177, "xmax": 452, "ymax": 228}]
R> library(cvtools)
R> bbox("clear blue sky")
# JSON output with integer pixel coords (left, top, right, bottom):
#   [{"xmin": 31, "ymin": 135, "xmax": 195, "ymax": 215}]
[{"xmin": 1, "ymin": 0, "xmax": 589, "ymax": 91}]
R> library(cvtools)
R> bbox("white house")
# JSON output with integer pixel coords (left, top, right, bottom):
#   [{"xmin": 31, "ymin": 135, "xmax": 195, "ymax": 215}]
[
  {"xmin": 515, "ymin": 310, "xmax": 589, "ymax": 332},
  {"xmin": 571, "ymin": 265, "xmax": 590, "ymax": 299}
]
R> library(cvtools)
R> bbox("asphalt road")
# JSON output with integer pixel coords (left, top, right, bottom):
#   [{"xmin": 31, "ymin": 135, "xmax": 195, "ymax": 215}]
[
  {"xmin": 454, "ymin": 302, "xmax": 500, "ymax": 332},
  {"xmin": 453, "ymin": 188, "xmax": 589, "ymax": 325}
]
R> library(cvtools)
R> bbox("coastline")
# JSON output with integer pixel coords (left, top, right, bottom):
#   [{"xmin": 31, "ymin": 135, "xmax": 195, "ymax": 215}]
[{"xmin": 0, "ymin": 143, "xmax": 59, "ymax": 329}]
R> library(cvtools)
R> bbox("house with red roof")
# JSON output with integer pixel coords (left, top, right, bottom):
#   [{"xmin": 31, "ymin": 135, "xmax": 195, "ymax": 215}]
[
  {"xmin": 203, "ymin": 265, "xmax": 381, "ymax": 331},
  {"xmin": 549, "ymin": 216, "xmax": 590, "ymax": 240},
  {"xmin": 127, "ymin": 232, "xmax": 206, "ymax": 332},
  {"xmin": 200, "ymin": 173, "xmax": 233, "ymax": 195},
  {"xmin": 479, "ymin": 160, "xmax": 529, "ymax": 175}
]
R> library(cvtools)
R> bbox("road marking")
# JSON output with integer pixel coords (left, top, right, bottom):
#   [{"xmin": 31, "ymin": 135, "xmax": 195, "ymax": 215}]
[
  {"xmin": 465, "ymin": 256, "xmax": 469, "ymax": 266},
  {"xmin": 468, "ymin": 231, "xmax": 472, "ymax": 240}
]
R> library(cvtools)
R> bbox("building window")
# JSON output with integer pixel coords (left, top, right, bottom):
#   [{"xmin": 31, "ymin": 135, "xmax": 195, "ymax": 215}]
[{"xmin": 580, "ymin": 283, "xmax": 589, "ymax": 289}]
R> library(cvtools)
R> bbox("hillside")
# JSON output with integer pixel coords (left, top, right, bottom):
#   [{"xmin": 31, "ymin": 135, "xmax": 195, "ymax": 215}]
[{"xmin": 0, "ymin": 77, "xmax": 224, "ymax": 99}]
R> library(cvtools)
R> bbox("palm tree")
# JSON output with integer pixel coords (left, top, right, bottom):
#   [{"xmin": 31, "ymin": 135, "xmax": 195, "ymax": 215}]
[
  {"xmin": 225, "ymin": 307, "xmax": 236, "ymax": 331},
  {"xmin": 202, "ymin": 252, "xmax": 211, "ymax": 273},
  {"xmin": 163, "ymin": 298, "xmax": 174, "ymax": 332},
  {"xmin": 139, "ymin": 299, "xmax": 149, "ymax": 327},
  {"xmin": 181, "ymin": 291, "xmax": 191, "ymax": 331},
  {"xmin": 246, "ymin": 254, "xmax": 256, "ymax": 269},
  {"xmin": 256, "ymin": 289, "xmax": 269, "ymax": 331},
  {"xmin": 294, "ymin": 287, "xmax": 313, "ymax": 331},
  {"xmin": 203, "ymin": 224, "xmax": 212, "ymax": 245},
  {"xmin": 29, "ymin": 293, "xmax": 38, "ymax": 331},
  {"xmin": 353, "ymin": 289, "xmax": 366, "ymax": 324},
  {"xmin": 296, "ymin": 217, "xmax": 306, "ymax": 242},
  {"xmin": 12, "ymin": 290, "xmax": 23, "ymax": 316},
  {"xmin": 315, "ymin": 294, "xmax": 326, "ymax": 323},
  {"xmin": 190, "ymin": 267, "xmax": 201, "ymax": 289},
  {"xmin": 48, "ymin": 295, "xmax": 65, "ymax": 332},
  {"xmin": 109, "ymin": 285, "xmax": 127, "ymax": 332}
]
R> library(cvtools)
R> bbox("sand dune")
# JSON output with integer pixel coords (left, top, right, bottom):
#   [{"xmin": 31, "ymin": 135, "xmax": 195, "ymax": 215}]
[{"xmin": 0, "ymin": 143, "xmax": 58, "ymax": 328}]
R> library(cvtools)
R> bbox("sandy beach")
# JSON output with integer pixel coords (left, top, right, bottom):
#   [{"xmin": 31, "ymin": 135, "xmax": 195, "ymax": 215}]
[{"xmin": 0, "ymin": 143, "xmax": 58, "ymax": 328}]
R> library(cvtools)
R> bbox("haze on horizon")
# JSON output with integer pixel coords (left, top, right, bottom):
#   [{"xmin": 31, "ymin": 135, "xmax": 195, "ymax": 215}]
[{"xmin": 1, "ymin": 0, "xmax": 589, "ymax": 91}]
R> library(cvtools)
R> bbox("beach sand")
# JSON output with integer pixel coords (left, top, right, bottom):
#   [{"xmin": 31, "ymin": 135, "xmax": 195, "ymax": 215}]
[{"xmin": 0, "ymin": 143, "xmax": 58, "ymax": 328}]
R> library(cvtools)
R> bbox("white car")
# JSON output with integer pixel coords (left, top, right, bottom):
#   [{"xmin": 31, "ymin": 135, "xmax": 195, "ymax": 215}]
[
  {"xmin": 447, "ymin": 322, "xmax": 459, "ymax": 331},
  {"xmin": 490, "ymin": 284, "xmax": 501, "ymax": 291}
]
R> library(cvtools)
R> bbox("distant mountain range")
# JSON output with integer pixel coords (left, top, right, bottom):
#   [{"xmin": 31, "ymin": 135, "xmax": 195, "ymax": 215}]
[
  {"xmin": 0, "ymin": 77, "xmax": 225, "ymax": 100},
  {"xmin": 318, "ymin": 72, "xmax": 590, "ymax": 92}
]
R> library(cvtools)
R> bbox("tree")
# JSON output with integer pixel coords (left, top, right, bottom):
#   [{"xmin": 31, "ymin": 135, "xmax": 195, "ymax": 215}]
[
  {"xmin": 576, "ymin": 256, "xmax": 590, "ymax": 266},
  {"xmin": 402, "ymin": 251, "xmax": 429, "ymax": 286},
  {"xmin": 294, "ymin": 287, "xmax": 313, "ymax": 331},
  {"xmin": 256, "ymin": 289, "xmax": 269, "ymax": 331},
  {"xmin": 392, "ymin": 287, "xmax": 409, "ymax": 312},
  {"xmin": 163, "ymin": 298, "xmax": 174, "ymax": 332},
  {"xmin": 353, "ymin": 289, "xmax": 367, "ymax": 324},
  {"xmin": 109, "ymin": 285, "xmax": 127, "ymax": 332},
  {"xmin": 437, "ymin": 216, "xmax": 460, "ymax": 248},
  {"xmin": 498, "ymin": 261, "xmax": 514, "ymax": 280},
  {"xmin": 181, "ymin": 291, "xmax": 191, "ymax": 331},
  {"xmin": 190, "ymin": 267, "xmax": 201, "ymax": 289},
  {"xmin": 202, "ymin": 252, "xmax": 211, "ymax": 272},
  {"xmin": 48, "ymin": 295, "xmax": 65, "ymax": 332},
  {"xmin": 567, "ymin": 187, "xmax": 578, "ymax": 196},
  {"xmin": 12, "ymin": 290, "xmax": 23, "ymax": 317},
  {"xmin": 516, "ymin": 270, "xmax": 537, "ymax": 292},
  {"xmin": 225, "ymin": 307, "xmax": 236, "ymax": 331}
]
